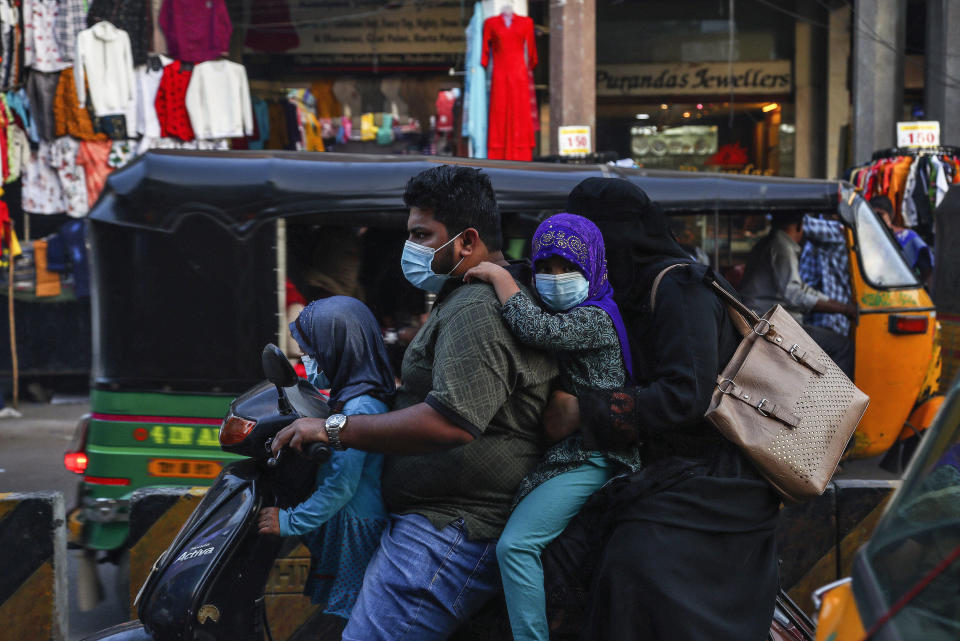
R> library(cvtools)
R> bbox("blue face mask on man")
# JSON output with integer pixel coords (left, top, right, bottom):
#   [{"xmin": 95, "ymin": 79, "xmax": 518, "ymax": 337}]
[
  {"xmin": 400, "ymin": 230, "xmax": 465, "ymax": 293},
  {"xmin": 301, "ymin": 354, "xmax": 331, "ymax": 389},
  {"xmin": 535, "ymin": 272, "xmax": 590, "ymax": 312}
]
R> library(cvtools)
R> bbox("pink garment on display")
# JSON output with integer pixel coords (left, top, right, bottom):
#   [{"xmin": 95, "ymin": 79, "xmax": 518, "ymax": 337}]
[
  {"xmin": 158, "ymin": 0, "xmax": 232, "ymax": 63},
  {"xmin": 76, "ymin": 140, "xmax": 113, "ymax": 206},
  {"xmin": 481, "ymin": 13, "xmax": 537, "ymax": 161},
  {"xmin": 435, "ymin": 90, "xmax": 456, "ymax": 133}
]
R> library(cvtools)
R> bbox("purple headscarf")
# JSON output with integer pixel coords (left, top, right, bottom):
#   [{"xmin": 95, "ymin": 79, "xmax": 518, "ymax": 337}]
[{"xmin": 532, "ymin": 213, "xmax": 634, "ymax": 381}]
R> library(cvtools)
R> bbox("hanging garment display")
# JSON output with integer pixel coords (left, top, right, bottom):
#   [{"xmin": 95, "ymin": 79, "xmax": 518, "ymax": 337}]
[
  {"xmin": 133, "ymin": 55, "xmax": 172, "ymax": 143},
  {"xmin": 481, "ymin": 11, "xmax": 537, "ymax": 161},
  {"xmin": 847, "ymin": 148, "xmax": 960, "ymax": 242},
  {"xmin": 244, "ymin": 0, "xmax": 299, "ymax": 52},
  {"xmin": 50, "ymin": 136, "xmax": 89, "ymax": 217},
  {"xmin": 7, "ymin": 90, "xmax": 38, "ymax": 142},
  {"xmin": 184, "ymin": 60, "xmax": 253, "ymax": 139},
  {"xmin": 87, "ymin": 0, "xmax": 152, "ymax": 66},
  {"xmin": 76, "ymin": 139, "xmax": 112, "ymax": 206},
  {"xmin": 158, "ymin": 0, "xmax": 232, "ymax": 63},
  {"xmin": 54, "ymin": 0, "xmax": 87, "ymax": 63},
  {"xmin": 154, "ymin": 60, "xmax": 194, "ymax": 141},
  {"xmin": 75, "ymin": 21, "xmax": 137, "ymax": 119},
  {"xmin": 23, "ymin": 142, "xmax": 67, "ymax": 214},
  {"xmin": 6, "ymin": 125, "xmax": 30, "ymax": 183},
  {"xmin": 462, "ymin": 3, "xmax": 488, "ymax": 159},
  {"xmin": 249, "ymin": 97, "xmax": 270, "ymax": 149},
  {"xmin": 26, "ymin": 69, "xmax": 60, "ymax": 141},
  {"xmin": 54, "ymin": 67, "xmax": 109, "ymax": 141},
  {"xmin": 0, "ymin": 1, "xmax": 19, "ymax": 88},
  {"xmin": 24, "ymin": 0, "xmax": 71, "ymax": 72}
]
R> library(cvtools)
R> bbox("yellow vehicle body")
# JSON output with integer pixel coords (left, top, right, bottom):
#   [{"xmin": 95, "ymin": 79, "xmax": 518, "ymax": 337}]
[
  {"xmin": 814, "ymin": 580, "xmax": 866, "ymax": 641},
  {"xmin": 813, "ymin": 370, "xmax": 960, "ymax": 641},
  {"xmin": 846, "ymin": 232, "xmax": 942, "ymax": 458}
]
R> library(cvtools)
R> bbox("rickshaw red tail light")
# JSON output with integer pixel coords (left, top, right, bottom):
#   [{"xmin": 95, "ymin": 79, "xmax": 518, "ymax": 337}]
[
  {"xmin": 220, "ymin": 415, "xmax": 256, "ymax": 445},
  {"xmin": 64, "ymin": 451, "xmax": 88, "ymax": 474},
  {"xmin": 889, "ymin": 315, "xmax": 929, "ymax": 335}
]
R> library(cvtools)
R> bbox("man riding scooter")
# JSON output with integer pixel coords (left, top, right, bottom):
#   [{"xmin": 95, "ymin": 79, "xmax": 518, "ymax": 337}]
[{"xmin": 272, "ymin": 165, "xmax": 557, "ymax": 641}]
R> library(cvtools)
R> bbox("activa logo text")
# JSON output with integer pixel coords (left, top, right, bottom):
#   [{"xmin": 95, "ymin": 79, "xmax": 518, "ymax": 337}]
[{"xmin": 175, "ymin": 544, "xmax": 216, "ymax": 562}]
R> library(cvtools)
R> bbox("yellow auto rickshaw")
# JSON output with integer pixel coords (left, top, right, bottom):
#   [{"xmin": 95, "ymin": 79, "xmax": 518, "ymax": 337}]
[
  {"xmin": 668, "ymin": 182, "xmax": 942, "ymax": 463},
  {"xmin": 811, "ymin": 370, "xmax": 960, "ymax": 640}
]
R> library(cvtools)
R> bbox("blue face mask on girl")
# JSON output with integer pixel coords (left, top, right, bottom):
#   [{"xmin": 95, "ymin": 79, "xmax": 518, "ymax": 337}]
[
  {"xmin": 400, "ymin": 231, "xmax": 465, "ymax": 293},
  {"xmin": 535, "ymin": 272, "xmax": 590, "ymax": 312},
  {"xmin": 301, "ymin": 354, "xmax": 331, "ymax": 389}
]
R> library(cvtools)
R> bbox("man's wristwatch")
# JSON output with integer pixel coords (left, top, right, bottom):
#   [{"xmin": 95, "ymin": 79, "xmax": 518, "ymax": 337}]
[{"xmin": 324, "ymin": 414, "xmax": 348, "ymax": 451}]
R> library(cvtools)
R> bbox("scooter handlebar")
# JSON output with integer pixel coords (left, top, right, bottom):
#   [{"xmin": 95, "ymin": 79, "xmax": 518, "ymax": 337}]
[{"xmin": 304, "ymin": 442, "xmax": 332, "ymax": 463}]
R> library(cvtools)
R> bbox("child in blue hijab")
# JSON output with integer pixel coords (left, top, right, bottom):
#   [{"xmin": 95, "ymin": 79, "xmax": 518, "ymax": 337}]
[
  {"xmin": 465, "ymin": 213, "xmax": 641, "ymax": 641},
  {"xmin": 257, "ymin": 296, "xmax": 395, "ymax": 622}
]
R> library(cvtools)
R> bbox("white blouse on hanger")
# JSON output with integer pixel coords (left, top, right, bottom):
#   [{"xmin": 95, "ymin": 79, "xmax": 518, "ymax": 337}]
[
  {"xmin": 184, "ymin": 60, "xmax": 253, "ymax": 140},
  {"xmin": 74, "ymin": 21, "xmax": 137, "ymax": 118}
]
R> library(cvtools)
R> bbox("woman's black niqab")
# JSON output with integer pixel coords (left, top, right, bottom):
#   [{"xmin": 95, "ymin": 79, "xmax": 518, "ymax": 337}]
[{"xmin": 566, "ymin": 177, "xmax": 690, "ymax": 266}]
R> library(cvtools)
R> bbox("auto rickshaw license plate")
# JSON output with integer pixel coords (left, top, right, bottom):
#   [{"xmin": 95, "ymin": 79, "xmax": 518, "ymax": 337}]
[{"xmin": 148, "ymin": 459, "xmax": 222, "ymax": 479}]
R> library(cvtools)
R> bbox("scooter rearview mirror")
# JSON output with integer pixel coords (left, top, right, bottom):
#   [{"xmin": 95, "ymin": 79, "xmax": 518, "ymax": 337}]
[
  {"xmin": 261, "ymin": 344, "xmax": 297, "ymax": 415},
  {"xmin": 262, "ymin": 344, "xmax": 298, "ymax": 388}
]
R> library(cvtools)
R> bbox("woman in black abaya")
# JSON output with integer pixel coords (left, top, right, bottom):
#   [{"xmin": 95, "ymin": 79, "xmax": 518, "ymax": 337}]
[{"xmin": 549, "ymin": 178, "xmax": 781, "ymax": 641}]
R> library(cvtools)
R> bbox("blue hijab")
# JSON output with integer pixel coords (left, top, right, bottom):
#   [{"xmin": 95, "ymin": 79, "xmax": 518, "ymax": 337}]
[{"xmin": 289, "ymin": 296, "xmax": 395, "ymax": 408}]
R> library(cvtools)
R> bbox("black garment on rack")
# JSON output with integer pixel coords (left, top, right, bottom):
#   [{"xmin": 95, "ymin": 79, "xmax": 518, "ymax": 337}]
[
  {"xmin": 912, "ymin": 157, "xmax": 935, "ymax": 242},
  {"xmin": 87, "ymin": 0, "xmax": 152, "ymax": 66}
]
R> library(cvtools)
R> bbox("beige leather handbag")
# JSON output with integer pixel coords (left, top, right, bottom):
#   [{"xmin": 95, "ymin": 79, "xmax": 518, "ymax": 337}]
[{"xmin": 652, "ymin": 264, "xmax": 870, "ymax": 502}]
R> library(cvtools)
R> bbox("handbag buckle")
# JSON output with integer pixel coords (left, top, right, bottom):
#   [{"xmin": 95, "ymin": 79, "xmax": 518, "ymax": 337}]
[
  {"xmin": 756, "ymin": 398, "xmax": 770, "ymax": 416},
  {"xmin": 717, "ymin": 378, "xmax": 736, "ymax": 394},
  {"xmin": 789, "ymin": 344, "xmax": 802, "ymax": 362},
  {"xmin": 752, "ymin": 319, "xmax": 772, "ymax": 336}
]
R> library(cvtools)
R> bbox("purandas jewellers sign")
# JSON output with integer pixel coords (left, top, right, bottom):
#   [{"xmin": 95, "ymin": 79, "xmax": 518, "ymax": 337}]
[{"xmin": 597, "ymin": 61, "xmax": 792, "ymax": 97}]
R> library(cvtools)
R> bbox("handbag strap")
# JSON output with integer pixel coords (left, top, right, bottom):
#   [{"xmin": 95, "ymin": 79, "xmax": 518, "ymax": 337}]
[
  {"xmin": 650, "ymin": 265, "xmax": 825, "ymax": 375},
  {"xmin": 716, "ymin": 376, "xmax": 801, "ymax": 428}
]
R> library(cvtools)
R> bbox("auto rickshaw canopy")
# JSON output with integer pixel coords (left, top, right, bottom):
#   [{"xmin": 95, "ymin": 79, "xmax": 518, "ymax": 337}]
[{"xmin": 89, "ymin": 150, "xmax": 846, "ymax": 236}]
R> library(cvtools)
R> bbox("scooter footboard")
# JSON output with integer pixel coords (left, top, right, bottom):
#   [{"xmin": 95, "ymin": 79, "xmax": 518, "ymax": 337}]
[{"xmin": 79, "ymin": 621, "xmax": 156, "ymax": 641}]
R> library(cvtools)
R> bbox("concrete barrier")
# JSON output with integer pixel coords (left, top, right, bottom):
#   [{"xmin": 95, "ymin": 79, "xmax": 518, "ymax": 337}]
[
  {"xmin": 778, "ymin": 478, "xmax": 899, "ymax": 612},
  {"xmin": 126, "ymin": 487, "xmax": 325, "ymax": 641},
  {"xmin": 0, "ymin": 491, "xmax": 67, "ymax": 641}
]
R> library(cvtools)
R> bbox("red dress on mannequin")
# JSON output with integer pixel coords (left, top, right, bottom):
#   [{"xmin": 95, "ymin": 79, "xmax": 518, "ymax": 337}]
[{"xmin": 482, "ymin": 13, "xmax": 537, "ymax": 161}]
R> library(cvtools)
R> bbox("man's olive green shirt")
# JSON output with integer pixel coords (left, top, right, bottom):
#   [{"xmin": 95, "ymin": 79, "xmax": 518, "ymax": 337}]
[{"xmin": 382, "ymin": 262, "xmax": 558, "ymax": 540}]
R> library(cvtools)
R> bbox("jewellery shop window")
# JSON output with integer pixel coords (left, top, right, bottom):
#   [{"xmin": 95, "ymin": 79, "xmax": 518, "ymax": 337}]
[{"xmin": 597, "ymin": 101, "xmax": 796, "ymax": 176}]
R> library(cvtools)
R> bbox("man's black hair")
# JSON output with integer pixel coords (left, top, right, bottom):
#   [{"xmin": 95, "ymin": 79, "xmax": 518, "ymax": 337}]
[
  {"xmin": 403, "ymin": 165, "xmax": 502, "ymax": 251},
  {"xmin": 772, "ymin": 212, "xmax": 806, "ymax": 230},
  {"xmin": 869, "ymin": 195, "xmax": 894, "ymax": 216}
]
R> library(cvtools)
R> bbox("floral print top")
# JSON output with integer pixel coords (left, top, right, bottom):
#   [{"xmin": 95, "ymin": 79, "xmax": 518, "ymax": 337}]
[
  {"xmin": 23, "ymin": 141, "xmax": 66, "ymax": 214},
  {"xmin": 502, "ymin": 292, "xmax": 643, "ymax": 503},
  {"xmin": 50, "ymin": 136, "xmax": 89, "ymax": 218},
  {"xmin": 24, "ymin": 0, "xmax": 70, "ymax": 73}
]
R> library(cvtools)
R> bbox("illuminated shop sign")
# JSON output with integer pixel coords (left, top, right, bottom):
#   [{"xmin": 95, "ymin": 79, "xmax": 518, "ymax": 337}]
[
  {"xmin": 270, "ymin": 0, "xmax": 467, "ymax": 57},
  {"xmin": 597, "ymin": 61, "xmax": 793, "ymax": 97}
]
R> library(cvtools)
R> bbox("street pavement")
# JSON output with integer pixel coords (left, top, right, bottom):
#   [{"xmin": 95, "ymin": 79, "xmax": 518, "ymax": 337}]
[{"xmin": 0, "ymin": 400, "xmax": 128, "ymax": 640}]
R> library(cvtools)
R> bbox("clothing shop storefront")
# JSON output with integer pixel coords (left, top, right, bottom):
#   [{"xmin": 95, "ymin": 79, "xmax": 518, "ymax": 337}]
[
  {"xmin": 594, "ymin": 1, "xmax": 799, "ymax": 176},
  {"xmin": 238, "ymin": 0, "xmax": 543, "ymax": 160}
]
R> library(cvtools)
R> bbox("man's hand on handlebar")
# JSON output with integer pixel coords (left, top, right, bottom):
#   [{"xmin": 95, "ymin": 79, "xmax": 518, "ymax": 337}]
[
  {"xmin": 271, "ymin": 417, "xmax": 328, "ymax": 455},
  {"xmin": 257, "ymin": 507, "xmax": 281, "ymax": 535}
]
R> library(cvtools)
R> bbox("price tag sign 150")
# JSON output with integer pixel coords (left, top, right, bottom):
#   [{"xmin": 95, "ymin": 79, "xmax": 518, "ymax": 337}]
[
  {"xmin": 897, "ymin": 121, "xmax": 940, "ymax": 148},
  {"xmin": 558, "ymin": 126, "xmax": 591, "ymax": 156}
]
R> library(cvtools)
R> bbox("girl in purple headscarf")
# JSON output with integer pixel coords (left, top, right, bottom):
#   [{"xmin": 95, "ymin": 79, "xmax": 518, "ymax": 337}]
[{"xmin": 464, "ymin": 213, "xmax": 641, "ymax": 641}]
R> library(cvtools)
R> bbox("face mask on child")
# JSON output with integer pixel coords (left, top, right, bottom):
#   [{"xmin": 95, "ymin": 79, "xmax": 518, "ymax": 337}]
[
  {"xmin": 301, "ymin": 355, "xmax": 331, "ymax": 389},
  {"xmin": 535, "ymin": 272, "xmax": 589, "ymax": 311}
]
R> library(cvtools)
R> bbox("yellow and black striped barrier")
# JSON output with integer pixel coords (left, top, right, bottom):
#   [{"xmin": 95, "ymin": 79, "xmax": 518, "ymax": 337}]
[
  {"xmin": 127, "ymin": 487, "xmax": 326, "ymax": 640},
  {"xmin": 777, "ymin": 478, "xmax": 900, "ymax": 613},
  {"xmin": 0, "ymin": 492, "xmax": 67, "ymax": 641}
]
